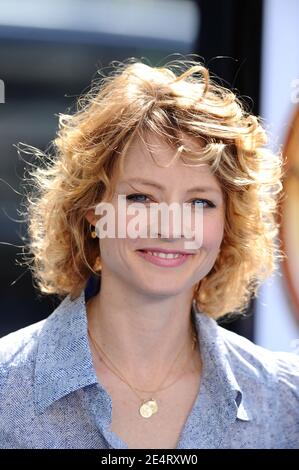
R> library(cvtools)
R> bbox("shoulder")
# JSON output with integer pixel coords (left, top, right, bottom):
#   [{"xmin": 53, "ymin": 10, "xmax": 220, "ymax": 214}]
[
  {"xmin": 218, "ymin": 324, "xmax": 299, "ymax": 383},
  {"xmin": 217, "ymin": 324, "xmax": 299, "ymax": 438},
  {"xmin": 0, "ymin": 319, "xmax": 46, "ymax": 382},
  {"xmin": 0, "ymin": 291, "xmax": 85, "ymax": 394},
  {"xmin": 0, "ymin": 294, "xmax": 74, "ymax": 377},
  {"xmin": 0, "ymin": 318, "xmax": 47, "ymax": 444}
]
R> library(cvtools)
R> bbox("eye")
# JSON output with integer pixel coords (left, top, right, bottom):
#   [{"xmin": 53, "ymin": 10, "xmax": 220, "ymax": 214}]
[
  {"xmin": 190, "ymin": 198, "xmax": 216, "ymax": 208},
  {"xmin": 126, "ymin": 194, "xmax": 216, "ymax": 208},
  {"xmin": 126, "ymin": 193, "xmax": 152, "ymax": 203}
]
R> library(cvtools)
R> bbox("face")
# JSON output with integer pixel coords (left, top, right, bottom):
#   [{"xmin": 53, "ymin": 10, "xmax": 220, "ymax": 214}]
[{"xmin": 87, "ymin": 132, "xmax": 225, "ymax": 299}]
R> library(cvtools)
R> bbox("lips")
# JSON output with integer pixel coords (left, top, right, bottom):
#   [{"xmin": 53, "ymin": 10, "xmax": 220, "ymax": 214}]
[
  {"xmin": 136, "ymin": 249, "xmax": 194, "ymax": 268},
  {"xmin": 139, "ymin": 250, "xmax": 183, "ymax": 259},
  {"xmin": 137, "ymin": 248, "xmax": 196, "ymax": 255}
]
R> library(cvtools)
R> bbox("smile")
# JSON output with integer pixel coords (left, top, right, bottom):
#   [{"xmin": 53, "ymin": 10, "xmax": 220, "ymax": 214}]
[{"xmin": 136, "ymin": 249, "xmax": 193, "ymax": 267}]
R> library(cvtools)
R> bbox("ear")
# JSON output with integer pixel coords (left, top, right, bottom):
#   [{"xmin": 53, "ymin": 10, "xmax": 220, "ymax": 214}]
[{"xmin": 85, "ymin": 209, "xmax": 98, "ymax": 227}]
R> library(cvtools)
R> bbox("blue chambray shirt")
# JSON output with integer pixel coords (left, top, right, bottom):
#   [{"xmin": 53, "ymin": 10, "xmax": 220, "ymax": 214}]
[{"xmin": 0, "ymin": 277, "xmax": 299, "ymax": 449}]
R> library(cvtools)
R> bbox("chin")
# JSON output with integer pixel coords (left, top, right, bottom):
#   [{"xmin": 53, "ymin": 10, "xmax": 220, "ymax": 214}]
[{"xmin": 132, "ymin": 277, "xmax": 188, "ymax": 298}]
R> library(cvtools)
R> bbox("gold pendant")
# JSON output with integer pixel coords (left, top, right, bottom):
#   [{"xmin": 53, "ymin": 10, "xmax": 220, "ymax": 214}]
[{"xmin": 139, "ymin": 399, "xmax": 158, "ymax": 418}]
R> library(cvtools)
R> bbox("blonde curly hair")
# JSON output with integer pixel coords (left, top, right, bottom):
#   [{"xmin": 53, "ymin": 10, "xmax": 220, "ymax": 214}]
[{"xmin": 21, "ymin": 57, "xmax": 285, "ymax": 319}]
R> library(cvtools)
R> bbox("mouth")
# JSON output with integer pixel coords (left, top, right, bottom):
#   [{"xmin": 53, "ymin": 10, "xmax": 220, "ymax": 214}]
[{"xmin": 136, "ymin": 249, "xmax": 195, "ymax": 267}]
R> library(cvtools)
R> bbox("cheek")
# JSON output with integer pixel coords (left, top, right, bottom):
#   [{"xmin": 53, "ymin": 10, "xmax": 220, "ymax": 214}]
[
  {"xmin": 201, "ymin": 213, "xmax": 224, "ymax": 251},
  {"xmin": 99, "ymin": 238, "xmax": 129, "ymax": 272},
  {"xmin": 98, "ymin": 211, "xmax": 142, "ymax": 259}
]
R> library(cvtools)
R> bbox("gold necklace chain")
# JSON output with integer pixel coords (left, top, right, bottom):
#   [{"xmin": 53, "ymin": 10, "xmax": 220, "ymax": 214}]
[
  {"xmin": 133, "ymin": 337, "xmax": 198, "ymax": 393},
  {"xmin": 89, "ymin": 328, "xmax": 197, "ymax": 393},
  {"xmin": 88, "ymin": 324, "xmax": 198, "ymax": 419}
]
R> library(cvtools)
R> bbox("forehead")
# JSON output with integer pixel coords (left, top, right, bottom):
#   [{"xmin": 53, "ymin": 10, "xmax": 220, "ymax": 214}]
[{"xmin": 118, "ymin": 132, "xmax": 222, "ymax": 192}]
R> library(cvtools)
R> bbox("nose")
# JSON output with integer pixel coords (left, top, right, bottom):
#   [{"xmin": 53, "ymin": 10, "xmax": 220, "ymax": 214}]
[
  {"xmin": 157, "ymin": 218, "xmax": 184, "ymax": 240},
  {"xmin": 159, "ymin": 234, "xmax": 182, "ymax": 241}
]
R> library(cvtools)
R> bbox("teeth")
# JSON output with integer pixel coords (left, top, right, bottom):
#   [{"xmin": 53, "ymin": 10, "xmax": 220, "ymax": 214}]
[{"xmin": 146, "ymin": 251, "xmax": 182, "ymax": 259}]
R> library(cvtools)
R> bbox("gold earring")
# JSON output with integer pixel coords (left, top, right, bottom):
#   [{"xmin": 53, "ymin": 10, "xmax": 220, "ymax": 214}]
[{"xmin": 90, "ymin": 223, "xmax": 97, "ymax": 239}]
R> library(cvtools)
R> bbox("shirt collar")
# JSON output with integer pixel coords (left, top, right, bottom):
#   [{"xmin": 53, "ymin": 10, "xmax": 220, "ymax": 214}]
[{"xmin": 34, "ymin": 277, "xmax": 251, "ymax": 422}]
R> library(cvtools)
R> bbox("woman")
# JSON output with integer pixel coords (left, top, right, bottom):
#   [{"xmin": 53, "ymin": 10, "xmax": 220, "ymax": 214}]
[{"xmin": 0, "ymin": 58, "xmax": 298, "ymax": 449}]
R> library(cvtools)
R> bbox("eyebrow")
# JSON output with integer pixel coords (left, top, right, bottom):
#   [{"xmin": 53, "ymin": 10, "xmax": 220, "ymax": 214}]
[{"xmin": 119, "ymin": 178, "xmax": 222, "ymax": 195}]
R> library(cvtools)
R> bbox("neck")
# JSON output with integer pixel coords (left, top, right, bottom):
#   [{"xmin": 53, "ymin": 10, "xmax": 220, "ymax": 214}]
[{"xmin": 86, "ymin": 271, "xmax": 200, "ymax": 388}]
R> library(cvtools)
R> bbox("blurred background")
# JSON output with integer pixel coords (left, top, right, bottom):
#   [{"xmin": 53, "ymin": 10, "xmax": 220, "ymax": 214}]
[{"xmin": 0, "ymin": 0, "xmax": 298, "ymax": 351}]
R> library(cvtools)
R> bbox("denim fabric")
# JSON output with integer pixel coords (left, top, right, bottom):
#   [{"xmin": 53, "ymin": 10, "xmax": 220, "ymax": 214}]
[{"xmin": 0, "ymin": 277, "xmax": 298, "ymax": 449}]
